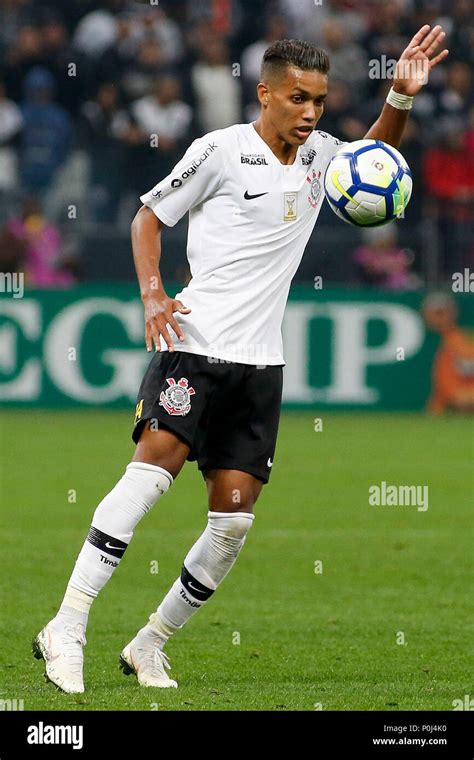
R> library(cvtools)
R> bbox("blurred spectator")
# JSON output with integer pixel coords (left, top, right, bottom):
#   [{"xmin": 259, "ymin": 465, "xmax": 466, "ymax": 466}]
[
  {"xmin": 119, "ymin": 37, "xmax": 164, "ymax": 102},
  {"xmin": 131, "ymin": 75, "xmax": 193, "ymax": 174},
  {"xmin": 98, "ymin": 5, "xmax": 184, "ymax": 87},
  {"xmin": 95, "ymin": 14, "xmax": 137, "ymax": 89},
  {"xmin": 280, "ymin": 0, "xmax": 367, "ymax": 44},
  {"xmin": 320, "ymin": 20, "xmax": 368, "ymax": 92},
  {"xmin": 440, "ymin": 0, "xmax": 473, "ymax": 65},
  {"xmin": 18, "ymin": 66, "xmax": 73, "ymax": 193},
  {"xmin": 187, "ymin": 0, "xmax": 243, "ymax": 37},
  {"xmin": 422, "ymin": 292, "xmax": 474, "ymax": 414},
  {"xmin": 353, "ymin": 225, "xmax": 421, "ymax": 289},
  {"xmin": 363, "ymin": 1, "xmax": 412, "ymax": 99},
  {"xmin": 191, "ymin": 35, "xmax": 240, "ymax": 132},
  {"xmin": 39, "ymin": 10, "xmax": 85, "ymax": 115},
  {"xmin": 0, "ymin": 223, "xmax": 25, "ymax": 275},
  {"xmin": 5, "ymin": 196, "xmax": 77, "ymax": 286},
  {"xmin": 0, "ymin": 0, "xmax": 33, "ymax": 58},
  {"xmin": 72, "ymin": 8, "xmax": 118, "ymax": 59},
  {"xmin": 0, "ymin": 80, "xmax": 22, "ymax": 193},
  {"xmin": 111, "ymin": 75, "xmax": 194, "ymax": 202},
  {"xmin": 2, "ymin": 24, "xmax": 46, "ymax": 103},
  {"xmin": 363, "ymin": 0, "xmax": 411, "ymax": 61},
  {"xmin": 126, "ymin": 5, "xmax": 184, "ymax": 66},
  {"xmin": 423, "ymin": 119, "xmax": 474, "ymax": 273},
  {"xmin": 397, "ymin": 117, "xmax": 425, "ymax": 220},
  {"xmin": 114, "ymin": 75, "xmax": 192, "ymax": 197},
  {"xmin": 319, "ymin": 80, "xmax": 366, "ymax": 143},
  {"xmin": 240, "ymin": 13, "xmax": 288, "ymax": 119},
  {"xmin": 435, "ymin": 62, "xmax": 472, "ymax": 121},
  {"xmin": 241, "ymin": 14, "xmax": 288, "ymax": 86},
  {"xmin": 80, "ymin": 82, "xmax": 128, "ymax": 223}
]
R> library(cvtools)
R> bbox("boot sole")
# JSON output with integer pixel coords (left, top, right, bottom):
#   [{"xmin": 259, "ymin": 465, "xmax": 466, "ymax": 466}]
[{"xmin": 119, "ymin": 654, "xmax": 135, "ymax": 676}]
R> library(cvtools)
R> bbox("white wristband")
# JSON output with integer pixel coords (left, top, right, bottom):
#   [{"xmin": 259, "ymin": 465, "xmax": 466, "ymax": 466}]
[{"xmin": 386, "ymin": 87, "xmax": 413, "ymax": 110}]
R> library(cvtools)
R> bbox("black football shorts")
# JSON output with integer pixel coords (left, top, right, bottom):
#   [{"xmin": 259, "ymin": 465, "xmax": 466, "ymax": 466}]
[{"xmin": 132, "ymin": 350, "xmax": 283, "ymax": 484}]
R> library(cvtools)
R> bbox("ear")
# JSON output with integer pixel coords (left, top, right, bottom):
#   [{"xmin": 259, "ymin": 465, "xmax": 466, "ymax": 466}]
[{"xmin": 256, "ymin": 82, "xmax": 269, "ymax": 106}]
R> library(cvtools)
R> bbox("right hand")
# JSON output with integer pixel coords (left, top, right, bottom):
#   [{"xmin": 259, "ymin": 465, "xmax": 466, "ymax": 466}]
[{"xmin": 143, "ymin": 293, "xmax": 191, "ymax": 353}]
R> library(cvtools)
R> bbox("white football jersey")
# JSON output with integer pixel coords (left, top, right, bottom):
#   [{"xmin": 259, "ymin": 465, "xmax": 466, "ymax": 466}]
[{"xmin": 140, "ymin": 123, "xmax": 344, "ymax": 365}]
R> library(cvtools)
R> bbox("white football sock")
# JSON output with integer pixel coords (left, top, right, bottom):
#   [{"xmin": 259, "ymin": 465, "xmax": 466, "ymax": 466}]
[
  {"xmin": 144, "ymin": 511, "xmax": 254, "ymax": 643},
  {"xmin": 55, "ymin": 462, "xmax": 173, "ymax": 626}
]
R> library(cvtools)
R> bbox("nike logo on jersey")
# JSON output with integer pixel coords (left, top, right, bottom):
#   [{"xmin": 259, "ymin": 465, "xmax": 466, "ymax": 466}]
[
  {"xmin": 244, "ymin": 191, "xmax": 269, "ymax": 200},
  {"xmin": 267, "ymin": 458, "xmax": 273, "ymax": 467}
]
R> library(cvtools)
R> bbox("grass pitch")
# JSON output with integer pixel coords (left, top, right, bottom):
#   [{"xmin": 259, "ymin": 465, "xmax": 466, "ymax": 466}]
[{"xmin": 0, "ymin": 410, "xmax": 472, "ymax": 711}]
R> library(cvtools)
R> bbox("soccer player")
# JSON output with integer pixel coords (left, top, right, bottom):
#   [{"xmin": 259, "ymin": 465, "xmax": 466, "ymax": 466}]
[{"xmin": 33, "ymin": 29, "xmax": 448, "ymax": 693}]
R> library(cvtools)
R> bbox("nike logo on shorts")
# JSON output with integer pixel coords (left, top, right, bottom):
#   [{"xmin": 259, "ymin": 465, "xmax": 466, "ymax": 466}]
[{"xmin": 267, "ymin": 458, "xmax": 273, "ymax": 467}]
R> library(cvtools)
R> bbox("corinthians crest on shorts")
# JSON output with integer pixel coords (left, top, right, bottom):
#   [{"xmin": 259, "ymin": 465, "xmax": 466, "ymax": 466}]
[{"xmin": 159, "ymin": 377, "xmax": 196, "ymax": 416}]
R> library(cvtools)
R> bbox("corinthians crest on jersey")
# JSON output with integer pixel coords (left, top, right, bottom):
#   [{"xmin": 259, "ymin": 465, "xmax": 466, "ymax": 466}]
[
  {"xmin": 307, "ymin": 168, "xmax": 322, "ymax": 208},
  {"xmin": 159, "ymin": 377, "xmax": 196, "ymax": 416}
]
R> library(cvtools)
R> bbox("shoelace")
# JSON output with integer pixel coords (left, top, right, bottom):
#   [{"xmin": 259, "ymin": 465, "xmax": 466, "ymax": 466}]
[
  {"xmin": 57, "ymin": 625, "xmax": 86, "ymax": 675},
  {"xmin": 138, "ymin": 644, "xmax": 172, "ymax": 674}
]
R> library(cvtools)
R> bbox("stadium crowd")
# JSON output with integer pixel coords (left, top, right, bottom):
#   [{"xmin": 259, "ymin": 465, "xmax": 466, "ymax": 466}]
[{"xmin": 0, "ymin": 0, "xmax": 472, "ymax": 286}]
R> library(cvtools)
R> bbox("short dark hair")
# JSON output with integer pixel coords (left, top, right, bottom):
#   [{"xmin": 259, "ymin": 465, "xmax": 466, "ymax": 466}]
[{"xmin": 261, "ymin": 39, "xmax": 330, "ymax": 82}]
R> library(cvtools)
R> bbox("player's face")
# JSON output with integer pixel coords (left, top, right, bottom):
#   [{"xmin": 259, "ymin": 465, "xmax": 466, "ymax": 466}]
[{"xmin": 265, "ymin": 67, "xmax": 328, "ymax": 146}]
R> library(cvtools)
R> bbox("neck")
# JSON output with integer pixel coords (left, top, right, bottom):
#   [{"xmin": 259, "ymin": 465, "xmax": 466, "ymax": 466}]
[{"xmin": 252, "ymin": 118, "xmax": 298, "ymax": 165}]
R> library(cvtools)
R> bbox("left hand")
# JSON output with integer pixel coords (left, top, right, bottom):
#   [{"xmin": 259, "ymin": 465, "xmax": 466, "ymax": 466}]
[{"xmin": 393, "ymin": 24, "xmax": 449, "ymax": 97}]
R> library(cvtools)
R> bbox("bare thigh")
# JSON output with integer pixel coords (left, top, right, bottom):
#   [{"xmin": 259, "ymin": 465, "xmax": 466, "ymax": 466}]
[
  {"xmin": 133, "ymin": 424, "xmax": 264, "ymax": 510},
  {"xmin": 132, "ymin": 421, "xmax": 190, "ymax": 479},
  {"xmin": 203, "ymin": 469, "xmax": 264, "ymax": 514}
]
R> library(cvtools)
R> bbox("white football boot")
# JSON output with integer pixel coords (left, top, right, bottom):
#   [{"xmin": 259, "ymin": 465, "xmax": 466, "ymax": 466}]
[
  {"xmin": 120, "ymin": 629, "xmax": 177, "ymax": 688},
  {"xmin": 32, "ymin": 620, "xmax": 86, "ymax": 694}
]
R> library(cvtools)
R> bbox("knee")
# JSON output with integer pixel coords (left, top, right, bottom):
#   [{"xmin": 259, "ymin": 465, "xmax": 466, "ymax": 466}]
[
  {"xmin": 208, "ymin": 487, "xmax": 261, "ymax": 514},
  {"xmin": 205, "ymin": 470, "xmax": 263, "ymax": 513},
  {"xmin": 208, "ymin": 511, "xmax": 255, "ymax": 542},
  {"xmin": 92, "ymin": 462, "xmax": 173, "ymax": 526}
]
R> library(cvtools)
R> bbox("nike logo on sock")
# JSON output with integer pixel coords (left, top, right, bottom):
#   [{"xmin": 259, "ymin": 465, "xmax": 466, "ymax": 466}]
[
  {"xmin": 87, "ymin": 527, "xmax": 127, "ymax": 558},
  {"xmin": 105, "ymin": 542, "xmax": 125, "ymax": 552},
  {"xmin": 181, "ymin": 565, "xmax": 214, "ymax": 602}
]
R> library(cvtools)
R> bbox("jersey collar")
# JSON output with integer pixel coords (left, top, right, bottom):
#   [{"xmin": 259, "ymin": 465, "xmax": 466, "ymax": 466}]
[{"xmin": 249, "ymin": 122, "xmax": 302, "ymax": 168}]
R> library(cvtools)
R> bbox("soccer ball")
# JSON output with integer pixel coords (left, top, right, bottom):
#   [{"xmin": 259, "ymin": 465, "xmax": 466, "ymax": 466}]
[{"xmin": 323, "ymin": 139, "xmax": 412, "ymax": 226}]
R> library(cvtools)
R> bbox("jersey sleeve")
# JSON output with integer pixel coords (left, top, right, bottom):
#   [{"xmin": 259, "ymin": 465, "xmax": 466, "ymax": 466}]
[{"xmin": 139, "ymin": 135, "xmax": 224, "ymax": 227}]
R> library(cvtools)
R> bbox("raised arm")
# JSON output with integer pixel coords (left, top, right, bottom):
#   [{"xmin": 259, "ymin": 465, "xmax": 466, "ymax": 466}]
[
  {"xmin": 131, "ymin": 206, "xmax": 191, "ymax": 353},
  {"xmin": 364, "ymin": 25, "xmax": 449, "ymax": 149}
]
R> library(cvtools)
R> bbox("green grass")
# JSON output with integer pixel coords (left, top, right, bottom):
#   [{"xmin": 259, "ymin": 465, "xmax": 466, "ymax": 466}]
[{"xmin": 0, "ymin": 410, "xmax": 472, "ymax": 711}]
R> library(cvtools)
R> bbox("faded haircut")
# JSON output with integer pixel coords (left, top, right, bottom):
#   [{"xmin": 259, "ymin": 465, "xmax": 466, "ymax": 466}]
[{"xmin": 261, "ymin": 39, "xmax": 330, "ymax": 83}]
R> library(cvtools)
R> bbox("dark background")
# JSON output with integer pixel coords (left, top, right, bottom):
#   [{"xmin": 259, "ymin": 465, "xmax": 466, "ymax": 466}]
[{"xmin": 0, "ymin": 0, "xmax": 472, "ymax": 288}]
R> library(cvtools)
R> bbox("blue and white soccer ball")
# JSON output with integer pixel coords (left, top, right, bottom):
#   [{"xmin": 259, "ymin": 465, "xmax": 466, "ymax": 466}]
[{"xmin": 323, "ymin": 139, "xmax": 413, "ymax": 227}]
